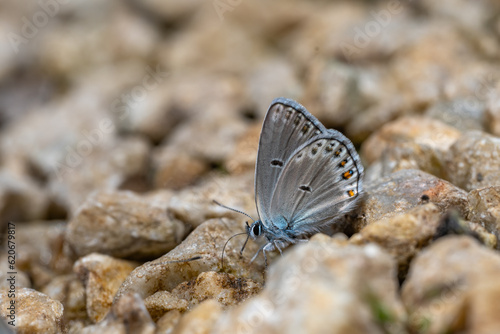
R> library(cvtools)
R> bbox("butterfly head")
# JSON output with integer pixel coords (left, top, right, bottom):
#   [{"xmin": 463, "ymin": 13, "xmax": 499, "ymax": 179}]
[{"xmin": 246, "ymin": 220, "xmax": 264, "ymax": 239}]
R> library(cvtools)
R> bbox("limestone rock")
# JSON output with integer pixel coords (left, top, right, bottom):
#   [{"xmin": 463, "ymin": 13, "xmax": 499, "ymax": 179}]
[
  {"xmin": 66, "ymin": 190, "xmax": 187, "ymax": 259},
  {"xmin": 0, "ymin": 288, "xmax": 65, "ymax": 334},
  {"xmin": 74, "ymin": 253, "xmax": 137, "ymax": 322},
  {"xmin": 445, "ymin": 131, "xmax": 500, "ymax": 191},
  {"xmin": 213, "ymin": 237, "xmax": 406, "ymax": 334}
]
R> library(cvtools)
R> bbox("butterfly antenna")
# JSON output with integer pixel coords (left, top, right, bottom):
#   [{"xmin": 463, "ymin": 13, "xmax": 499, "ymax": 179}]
[
  {"xmin": 221, "ymin": 232, "xmax": 248, "ymax": 270},
  {"xmin": 213, "ymin": 200, "xmax": 256, "ymax": 222},
  {"xmin": 240, "ymin": 221, "xmax": 251, "ymax": 255}
]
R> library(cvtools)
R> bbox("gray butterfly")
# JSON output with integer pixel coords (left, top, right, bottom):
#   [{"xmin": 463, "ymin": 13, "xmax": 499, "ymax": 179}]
[{"xmin": 219, "ymin": 97, "xmax": 364, "ymax": 266}]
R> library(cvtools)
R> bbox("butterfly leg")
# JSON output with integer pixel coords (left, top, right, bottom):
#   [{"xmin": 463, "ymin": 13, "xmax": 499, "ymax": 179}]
[
  {"xmin": 274, "ymin": 240, "xmax": 284, "ymax": 256},
  {"xmin": 250, "ymin": 243, "xmax": 267, "ymax": 263}
]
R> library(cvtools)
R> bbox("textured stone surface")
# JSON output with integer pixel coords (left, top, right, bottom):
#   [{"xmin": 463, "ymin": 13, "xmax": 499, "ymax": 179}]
[
  {"xmin": 74, "ymin": 253, "xmax": 137, "ymax": 322},
  {"xmin": 0, "ymin": 288, "xmax": 64, "ymax": 334},
  {"xmin": 171, "ymin": 271, "xmax": 261, "ymax": 308},
  {"xmin": 156, "ymin": 310, "xmax": 182, "ymax": 334},
  {"xmin": 348, "ymin": 169, "xmax": 468, "ymax": 232},
  {"xmin": 80, "ymin": 293, "xmax": 155, "ymax": 334},
  {"xmin": 173, "ymin": 299, "xmax": 223, "ymax": 334},
  {"xmin": 49, "ymin": 136, "xmax": 151, "ymax": 214},
  {"xmin": 467, "ymin": 186, "xmax": 500, "ymax": 244},
  {"xmin": 402, "ymin": 236, "xmax": 500, "ymax": 334},
  {"xmin": 425, "ymin": 98, "xmax": 486, "ymax": 132},
  {"xmin": 144, "ymin": 291, "xmax": 188, "ymax": 322},
  {"xmin": 167, "ymin": 173, "xmax": 257, "ymax": 229},
  {"xmin": 445, "ymin": 131, "xmax": 500, "ymax": 191},
  {"xmin": 350, "ymin": 203, "xmax": 442, "ymax": 280},
  {"xmin": 152, "ymin": 146, "xmax": 210, "ymax": 190},
  {"xmin": 66, "ymin": 190, "xmax": 187, "ymax": 259},
  {"xmin": 13, "ymin": 221, "xmax": 74, "ymax": 289},
  {"xmin": 0, "ymin": 164, "xmax": 49, "ymax": 222},
  {"xmin": 486, "ymin": 81, "xmax": 500, "ymax": 136},
  {"xmin": 114, "ymin": 218, "xmax": 266, "ymax": 303},
  {"xmin": 433, "ymin": 210, "xmax": 497, "ymax": 249},
  {"xmin": 2, "ymin": 0, "xmax": 500, "ymax": 332},
  {"xmin": 361, "ymin": 116, "xmax": 461, "ymax": 179},
  {"xmin": 213, "ymin": 236, "xmax": 406, "ymax": 334},
  {"xmin": 42, "ymin": 274, "xmax": 87, "ymax": 321}
]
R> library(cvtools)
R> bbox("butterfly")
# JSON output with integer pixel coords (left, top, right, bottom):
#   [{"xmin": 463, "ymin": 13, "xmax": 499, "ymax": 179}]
[{"xmin": 219, "ymin": 97, "xmax": 364, "ymax": 266}]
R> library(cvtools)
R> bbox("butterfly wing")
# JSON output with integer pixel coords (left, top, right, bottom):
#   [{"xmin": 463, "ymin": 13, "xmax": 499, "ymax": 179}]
[
  {"xmin": 267, "ymin": 133, "xmax": 364, "ymax": 237},
  {"xmin": 255, "ymin": 98, "xmax": 327, "ymax": 223}
]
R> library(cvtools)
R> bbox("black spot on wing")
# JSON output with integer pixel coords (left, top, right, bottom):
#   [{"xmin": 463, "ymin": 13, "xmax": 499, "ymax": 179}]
[
  {"xmin": 271, "ymin": 159, "xmax": 284, "ymax": 167},
  {"xmin": 299, "ymin": 185, "xmax": 312, "ymax": 193}
]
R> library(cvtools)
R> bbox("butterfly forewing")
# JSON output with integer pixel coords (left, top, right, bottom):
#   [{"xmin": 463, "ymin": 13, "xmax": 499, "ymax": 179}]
[
  {"xmin": 268, "ymin": 135, "xmax": 363, "ymax": 236},
  {"xmin": 255, "ymin": 98, "xmax": 327, "ymax": 222}
]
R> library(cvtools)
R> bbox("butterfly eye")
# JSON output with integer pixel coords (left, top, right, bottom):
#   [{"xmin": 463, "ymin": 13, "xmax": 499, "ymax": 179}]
[{"xmin": 252, "ymin": 223, "xmax": 262, "ymax": 237}]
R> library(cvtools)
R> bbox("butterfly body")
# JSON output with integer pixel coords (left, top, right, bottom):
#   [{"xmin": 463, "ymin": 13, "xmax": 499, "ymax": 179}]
[{"xmin": 247, "ymin": 97, "xmax": 364, "ymax": 263}]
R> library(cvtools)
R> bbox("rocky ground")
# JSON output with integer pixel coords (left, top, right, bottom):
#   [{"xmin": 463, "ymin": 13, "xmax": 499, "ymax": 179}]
[{"xmin": 0, "ymin": 0, "xmax": 500, "ymax": 333}]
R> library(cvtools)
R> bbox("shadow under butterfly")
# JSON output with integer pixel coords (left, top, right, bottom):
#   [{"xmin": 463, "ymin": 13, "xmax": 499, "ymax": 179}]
[{"xmin": 218, "ymin": 97, "xmax": 364, "ymax": 268}]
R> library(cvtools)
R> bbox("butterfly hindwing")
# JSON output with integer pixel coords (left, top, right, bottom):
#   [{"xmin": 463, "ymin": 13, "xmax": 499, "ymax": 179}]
[
  {"xmin": 267, "ymin": 134, "xmax": 364, "ymax": 237},
  {"xmin": 255, "ymin": 98, "xmax": 327, "ymax": 222}
]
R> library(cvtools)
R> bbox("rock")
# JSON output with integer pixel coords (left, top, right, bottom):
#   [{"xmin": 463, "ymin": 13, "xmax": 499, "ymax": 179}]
[
  {"xmin": 0, "ymin": 259, "xmax": 30, "ymax": 290},
  {"xmin": 0, "ymin": 90, "xmax": 114, "ymax": 178},
  {"xmin": 0, "ymin": 288, "xmax": 65, "ymax": 334},
  {"xmin": 486, "ymin": 80, "xmax": 500, "ymax": 136},
  {"xmin": 38, "ymin": 4, "xmax": 158, "ymax": 77},
  {"xmin": 350, "ymin": 203, "xmax": 442, "ymax": 281},
  {"xmin": 144, "ymin": 291, "xmax": 188, "ymax": 322},
  {"xmin": 156, "ymin": 16, "xmax": 262, "ymax": 73},
  {"xmin": 445, "ymin": 131, "xmax": 500, "ymax": 191},
  {"xmin": 74, "ymin": 253, "xmax": 137, "ymax": 323},
  {"xmin": 172, "ymin": 299, "xmax": 222, "ymax": 334},
  {"xmin": 49, "ymin": 135, "xmax": 151, "ymax": 214},
  {"xmin": 467, "ymin": 186, "xmax": 500, "ymax": 244},
  {"xmin": 172, "ymin": 271, "xmax": 261, "ymax": 308},
  {"xmin": 0, "ymin": 160, "xmax": 49, "ymax": 222},
  {"xmin": 402, "ymin": 236, "xmax": 500, "ymax": 334},
  {"xmin": 345, "ymin": 99, "xmax": 406, "ymax": 145},
  {"xmin": 145, "ymin": 267, "xmax": 261, "ymax": 321},
  {"xmin": 418, "ymin": 0, "xmax": 495, "ymax": 30},
  {"xmin": 156, "ymin": 310, "xmax": 182, "ymax": 334},
  {"xmin": 466, "ymin": 222, "xmax": 498, "ymax": 249},
  {"xmin": 66, "ymin": 190, "xmax": 187, "ymax": 259},
  {"xmin": 302, "ymin": 60, "xmax": 363, "ymax": 129},
  {"xmin": 167, "ymin": 173, "xmax": 256, "ymax": 229},
  {"xmin": 288, "ymin": 3, "xmax": 366, "ymax": 65},
  {"xmin": 152, "ymin": 146, "xmax": 210, "ymax": 190},
  {"xmin": 246, "ymin": 59, "xmax": 302, "ymax": 119},
  {"xmin": 389, "ymin": 22, "xmax": 479, "ymax": 109},
  {"xmin": 42, "ymin": 274, "xmax": 87, "ymax": 321},
  {"xmin": 115, "ymin": 79, "xmax": 183, "ymax": 144},
  {"xmin": 126, "ymin": 0, "xmax": 205, "ymax": 23},
  {"xmin": 425, "ymin": 98, "xmax": 486, "ymax": 132},
  {"xmin": 348, "ymin": 169, "xmax": 468, "ymax": 232},
  {"xmin": 433, "ymin": 210, "xmax": 497, "ymax": 249},
  {"xmin": 157, "ymin": 102, "xmax": 247, "ymax": 164},
  {"xmin": 361, "ymin": 116, "xmax": 461, "ymax": 179},
  {"xmin": 147, "ymin": 72, "xmax": 250, "ymax": 188},
  {"xmin": 80, "ymin": 293, "xmax": 155, "ymax": 334},
  {"xmin": 114, "ymin": 218, "xmax": 266, "ymax": 303},
  {"xmin": 224, "ymin": 123, "xmax": 260, "ymax": 175},
  {"xmin": 213, "ymin": 236, "xmax": 406, "ymax": 334},
  {"xmin": 13, "ymin": 221, "xmax": 74, "ymax": 289}
]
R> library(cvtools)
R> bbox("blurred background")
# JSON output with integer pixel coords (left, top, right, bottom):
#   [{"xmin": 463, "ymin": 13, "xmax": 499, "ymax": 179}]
[{"xmin": 0, "ymin": 0, "xmax": 499, "ymax": 223}]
